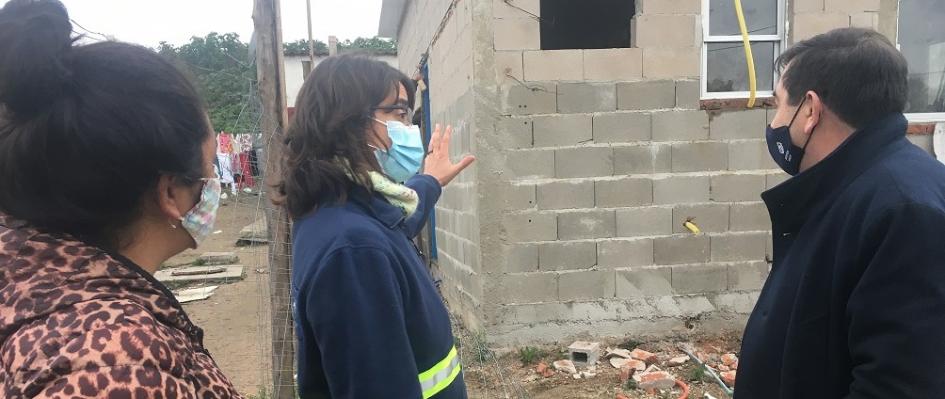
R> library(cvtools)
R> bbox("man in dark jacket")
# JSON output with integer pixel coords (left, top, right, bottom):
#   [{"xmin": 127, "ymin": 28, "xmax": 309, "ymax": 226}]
[{"xmin": 736, "ymin": 27, "xmax": 945, "ymax": 398}]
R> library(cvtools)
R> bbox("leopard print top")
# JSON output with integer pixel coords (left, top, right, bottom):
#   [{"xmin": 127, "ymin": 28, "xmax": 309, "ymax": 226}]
[{"xmin": 0, "ymin": 214, "xmax": 244, "ymax": 398}]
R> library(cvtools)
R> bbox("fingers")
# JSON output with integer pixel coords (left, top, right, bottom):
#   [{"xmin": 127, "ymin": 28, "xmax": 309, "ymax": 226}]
[
  {"xmin": 439, "ymin": 125, "xmax": 453, "ymax": 155},
  {"xmin": 428, "ymin": 123, "xmax": 442, "ymax": 154}
]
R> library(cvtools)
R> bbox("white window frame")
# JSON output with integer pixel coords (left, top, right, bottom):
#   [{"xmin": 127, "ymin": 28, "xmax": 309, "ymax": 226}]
[
  {"xmin": 700, "ymin": 0, "xmax": 787, "ymax": 100},
  {"xmin": 897, "ymin": 0, "xmax": 945, "ymax": 123}
]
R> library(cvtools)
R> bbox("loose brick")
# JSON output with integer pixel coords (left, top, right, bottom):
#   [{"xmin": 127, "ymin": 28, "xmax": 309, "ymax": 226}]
[
  {"xmin": 555, "ymin": 147, "xmax": 614, "ymax": 178},
  {"xmin": 506, "ymin": 149, "xmax": 555, "ymax": 179},
  {"xmin": 557, "ymin": 82, "xmax": 617, "ymax": 113},
  {"xmin": 504, "ymin": 212, "xmax": 557, "ymax": 242},
  {"xmin": 654, "ymin": 236, "xmax": 710, "ymax": 265},
  {"xmin": 584, "ymin": 48, "xmax": 643, "ymax": 81},
  {"xmin": 671, "ymin": 264, "xmax": 728, "ymax": 294},
  {"xmin": 617, "ymin": 80, "xmax": 676, "ymax": 110},
  {"xmin": 495, "ymin": 50, "xmax": 525, "ymax": 82},
  {"xmin": 558, "ymin": 210, "xmax": 616, "ymax": 240},
  {"xmin": 671, "ymin": 142, "xmax": 729, "ymax": 172},
  {"xmin": 504, "ymin": 244, "xmax": 539, "ymax": 273},
  {"xmin": 634, "ymin": 15, "xmax": 698, "ymax": 48},
  {"xmin": 652, "ymin": 110, "xmax": 709, "ymax": 141},
  {"xmin": 537, "ymin": 180, "xmax": 595, "ymax": 210},
  {"xmin": 524, "ymin": 50, "xmax": 584, "ymax": 81},
  {"xmin": 598, "ymin": 239, "xmax": 655, "ymax": 268},
  {"xmin": 559, "ymin": 270, "xmax": 615, "ymax": 301},
  {"xmin": 643, "ymin": 47, "xmax": 700, "ymax": 79},
  {"xmin": 673, "ymin": 204, "xmax": 730, "ymax": 233},
  {"xmin": 533, "ymin": 114, "xmax": 592, "ymax": 147},
  {"xmin": 710, "ymin": 174, "xmax": 766, "ymax": 202},
  {"xmin": 653, "ymin": 176, "xmax": 710, "ymax": 204},
  {"xmin": 507, "ymin": 183, "xmax": 537, "ymax": 210},
  {"xmin": 709, "ymin": 109, "xmax": 768, "ymax": 140},
  {"xmin": 539, "ymin": 241, "xmax": 597, "ymax": 271},
  {"xmin": 614, "ymin": 145, "xmax": 672, "ymax": 174},
  {"xmin": 729, "ymin": 140, "xmax": 777, "ymax": 170},
  {"xmin": 639, "ymin": 0, "xmax": 700, "ymax": 14},
  {"xmin": 496, "ymin": 116, "xmax": 533, "ymax": 149},
  {"xmin": 616, "ymin": 267, "xmax": 673, "ymax": 298},
  {"xmin": 730, "ymin": 202, "xmax": 771, "ymax": 231},
  {"xmin": 501, "ymin": 82, "xmax": 556, "ymax": 115},
  {"xmin": 593, "ymin": 112, "xmax": 651, "ymax": 143},
  {"xmin": 728, "ymin": 261, "xmax": 770, "ymax": 291},
  {"xmin": 711, "ymin": 233, "xmax": 768, "ymax": 262},
  {"xmin": 595, "ymin": 178, "xmax": 653, "ymax": 208},
  {"xmin": 494, "ymin": 18, "xmax": 541, "ymax": 51},
  {"xmin": 500, "ymin": 273, "xmax": 558, "ymax": 303},
  {"xmin": 616, "ymin": 207, "xmax": 673, "ymax": 237},
  {"xmin": 676, "ymin": 80, "xmax": 700, "ymax": 109}
]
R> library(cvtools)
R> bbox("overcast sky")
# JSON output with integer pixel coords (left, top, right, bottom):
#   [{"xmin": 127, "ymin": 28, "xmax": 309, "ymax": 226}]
[{"xmin": 0, "ymin": 0, "xmax": 384, "ymax": 47}]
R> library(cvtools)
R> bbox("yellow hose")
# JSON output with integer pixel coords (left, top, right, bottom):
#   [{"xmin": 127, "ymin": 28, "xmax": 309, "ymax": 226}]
[{"xmin": 734, "ymin": 0, "xmax": 757, "ymax": 107}]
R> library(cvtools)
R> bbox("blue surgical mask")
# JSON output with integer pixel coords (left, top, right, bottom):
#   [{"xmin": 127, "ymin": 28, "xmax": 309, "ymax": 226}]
[
  {"xmin": 372, "ymin": 119, "xmax": 425, "ymax": 183},
  {"xmin": 766, "ymin": 97, "xmax": 814, "ymax": 176}
]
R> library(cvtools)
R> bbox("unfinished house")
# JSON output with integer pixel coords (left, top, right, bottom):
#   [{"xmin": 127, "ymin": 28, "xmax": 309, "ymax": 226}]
[{"xmin": 377, "ymin": 0, "xmax": 945, "ymax": 343}]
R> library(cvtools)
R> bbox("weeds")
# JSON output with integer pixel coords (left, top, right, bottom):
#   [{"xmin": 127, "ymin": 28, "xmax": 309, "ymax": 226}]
[{"xmin": 517, "ymin": 346, "xmax": 545, "ymax": 365}]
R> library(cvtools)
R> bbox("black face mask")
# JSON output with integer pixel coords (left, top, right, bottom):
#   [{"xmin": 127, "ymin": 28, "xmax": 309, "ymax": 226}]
[{"xmin": 766, "ymin": 97, "xmax": 815, "ymax": 176}]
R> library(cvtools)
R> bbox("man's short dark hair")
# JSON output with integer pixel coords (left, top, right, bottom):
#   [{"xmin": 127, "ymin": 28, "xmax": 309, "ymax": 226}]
[{"xmin": 776, "ymin": 27, "xmax": 908, "ymax": 129}]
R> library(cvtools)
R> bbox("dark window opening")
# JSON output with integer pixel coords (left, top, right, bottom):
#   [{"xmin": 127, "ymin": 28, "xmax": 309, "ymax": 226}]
[
  {"xmin": 302, "ymin": 60, "xmax": 313, "ymax": 80},
  {"xmin": 540, "ymin": 0, "xmax": 635, "ymax": 50}
]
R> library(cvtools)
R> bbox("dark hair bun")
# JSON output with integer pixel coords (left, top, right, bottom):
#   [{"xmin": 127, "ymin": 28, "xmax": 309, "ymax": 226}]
[{"xmin": 0, "ymin": 0, "xmax": 74, "ymax": 117}]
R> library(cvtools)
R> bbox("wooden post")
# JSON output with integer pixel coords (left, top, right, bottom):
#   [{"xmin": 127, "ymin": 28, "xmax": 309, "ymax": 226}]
[
  {"xmin": 306, "ymin": 0, "xmax": 315, "ymax": 66},
  {"xmin": 252, "ymin": 0, "xmax": 294, "ymax": 398}
]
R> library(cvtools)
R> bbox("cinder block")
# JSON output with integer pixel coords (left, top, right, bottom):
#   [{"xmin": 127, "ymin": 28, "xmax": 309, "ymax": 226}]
[
  {"xmin": 709, "ymin": 109, "xmax": 768, "ymax": 140},
  {"xmin": 676, "ymin": 80, "xmax": 700, "ymax": 109},
  {"xmin": 617, "ymin": 80, "xmax": 677, "ymax": 110},
  {"xmin": 730, "ymin": 202, "xmax": 771, "ymax": 232},
  {"xmin": 850, "ymin": 12, "xmax": 879, "ymax": 29},
  {"xmin": 501, "ymin": 82, "xmax": 556, "ymax": 115},
  {"xmin": 727, "ymin": 261, "xmax": 770, "ymax": 291},
  {"xmin": 672, "ymin": 264, "xmax": 728, "ymax": 294},
  {"xmin": 671, "ymin": 142, "xmax": 729, "ymax": 172},
  {"xmin": 643, "ymin": 47, "xmax": 700, "ymax": 79},
  {"xmin": 826, "ymin": 0, "xmax": 881, "ymax": 13},
  {"xmin": 595, "ymin": 178, "xmax": 653, "ymax": 208},
  {"xmin": 495, "ymin": 50, "xmax": 525, "ymax": 82},
  {"xmin": 558, "ymin": 83, "xmax": 617, "ymax": 113},
  {"xmin": 533, "ymin": 114, "xmax": 593, "ymax": 147},
  {"xmin": 524, "ymin": 50, "xmax": 584, "ymax": 81},
  {"xmin": 493, "ymin": 0, "xmax": 540, "ymax": 18},
  {"xmin": 792, "ymin": 13, "xmax": 850, "ymax": 42},
  {"xmin": 639, "ymin": 0, "xmax": 700, "ymax": 14},
  {"xmin": 504, "ymin": 244, "xmax": 539, "ymax": 272},
  {"xmin": 507, "ymin": 183, "xmax": 537, "ymax": 210},
  {"xmin": 792, "ymin": 0, "xmax": 824, "ymax": 12},
  {"xmin": 538, "ymin": 241, "xmax": 597, "ymax": 271},
  {"xmin": 584, "ymin": 48, "xmax": 643, "ymax": 81},
  {"xmin": 635, "ymin": 15, "xmax": 698, "ymax": 48},
  {"xmin": 555, "ymin": 147, "xmax": 614, "ymax": 178},
  {"xmin": 729, "ymin": 140, "xmax": 777, "ymax": 170},
  {"xmin": 652, "ymin": 110, "xmax": 709, "ymax": 141},
  {"xmin": 655, "ymin": 236, "xmax": 710, "ymax": 265},
  {"xmin": 614, "ymin": 145, "xmax": 672, "ymax": 174},
  {"xmin": 711, "ymin": 233, "xmax": 768, "ymax": 262},
  {"xmin": 559, "ymin": 270, "xmax": 616, "ymax": 301},
  {"xmin": 653, "ymin": 176, "xmax": 710, "ymax": 204},
  {"xmin": 673, "ymin": 204, "xmax": 730, "ymax": 233},
  {"xmin": 616, "ymin": 268, "xmax": 673, "ymax": 298},
  {"xmin": 494, "ymin": 18, "xmax": 541, "ymax": 51},
  {"xmin": 766, "ymin": 172, "xmax": 790, "ymax": 189},
  {"xmin": 569, "ymin": 341, "xmax": 602, "ymax": 366},
  {"xmin": 616, "ymin": 207, "xmax": 673, "ymax": 237},
  {"xmin": 537, "ymin": 180, "xmax": 595, "ymax": 210},
  {"xmin": 504, "ymin": 212, "xmax": 557, "ymax": 242},
  {"xmin": 593, "ymin": 112, "xmax": 652, "ymax": 143},
  {"xmin": 710, "ymin": 174, "xmax": 766, "ymax": 202},
  {"xmin": 506, "ymin": 149, "xmax": 554, "ymax": 179},
  {"xmin": 598, "ymin": 239, "xmax": 655, "ymax": 268},
  {"xmin": 496, "ymin": 116, "xmax": 533, "ymax": 149},
  {"xmin": 558, "ymin": 210, "xmax": 617, "ymax": 240},
  {"xmin": 500, "ymin": 273, "xmax": 558, "ymax": 303}
]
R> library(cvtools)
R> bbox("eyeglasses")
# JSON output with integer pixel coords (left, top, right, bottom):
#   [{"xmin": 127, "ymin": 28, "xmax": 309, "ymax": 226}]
[{"xmin": 372, "ymin": 105, "xmax": 414, "ymax": 125}]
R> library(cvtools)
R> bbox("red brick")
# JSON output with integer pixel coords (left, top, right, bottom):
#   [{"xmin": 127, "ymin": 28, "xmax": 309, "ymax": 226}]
[
  {"xmin": 630, "ymin": 348, "xmax": 658, "ymax": 364},
  {"xmin": 637, "ymin": 371, "xmax": 676, "ymax": 390},
  {"xmin": 721, "ymin": 370, "xmax": 737, "ymax": 387},
  {"xmin": 908, "ymin": 123, "xmax": 936, "ymax": 135},
  {"xmin": 722, "ymin": 353, "xmax": 738, "ymax": 366}
]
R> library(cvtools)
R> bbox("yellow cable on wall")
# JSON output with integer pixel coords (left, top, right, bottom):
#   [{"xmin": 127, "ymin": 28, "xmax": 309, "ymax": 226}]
[{"xmin": 734, "ymin": 0, "xmax": 757, "ymax": 108}]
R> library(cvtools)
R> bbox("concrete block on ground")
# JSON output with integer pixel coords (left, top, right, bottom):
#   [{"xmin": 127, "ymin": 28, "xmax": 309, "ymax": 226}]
[
  {"xmin": 504, "ymin": 244, "xmax": 539, "ymax": 272},
  {"xmin": 557, "ymin": 83, "xmax": 617, "ymax": 113},
  {"xmin": 558, "ymin": 210, "xmax": 617, "ymax": 240},
  {"xmin": 616, "ymin": 207, "xmax": 673, "ymax": 237},
  {"xmin": 653, "ymin": 176, "xmax": 710, "ymax": 204},
  {"xmin": 730, "ymin": 202, "xmax": 772, "ymax": 231},
  {"xmin": 643, "ymin": 47, "xmax": 700, "ymax": 79},
  {"xmin": 568, "ymin": 341, "xmax": 602, "ymax": 366},
  {"xmin": 711, "ymin": 233, "xmax": 769, "ymax": 262},
  {"xmin": 538, "ymin": 241, "xmax": 598, "ymax": 271},
  {"xmin": 595, "ymin": 178, "xmax": 653, "ymax": 208},
  {"xmin": 500, "ymin": 273, "xmax": 558, "ymax": 303},
  {"xmin": 728, "ymin": 261, "xmax": 771, "ymax": 291},
  {"xmin": 494, "ymin": 18, "xmax": 541, "ymax": 51},
  {"xmin": 533, "ymin": 114, "xmax": 592, "ymax": 147},
  {"xmin": 673, "ymin": 204, "xmax": 730, "ymax": 233},
  {"xmin": 635, "ymin": 15, "xmax": 698, "ymax": 48},
  {"xmin": 593, "ymin": 112, "xmax": 651, "ymax": 143},
  {"xmin": 504, "ymin": 212, "xmax": 557, "ymax": 242},
  {"xmin": 652, "ymin": 110, "xmax": 709, "ymax": 141},
  {"xmin": 238, "ymin": 218, "xmax": 267, "ymax": 245},
  {"xmin": 495, "ymin": 50, "xmax": 525, "ymax": 83},
  {"xmin": 506, "ymin": 149, "xmax": 555, "ymax": 179},
  {"xmin": 197, "ymin": 252, "xmax": 238, "ymax": 266},
  {"xmin": 710, "ymin": 109, "xmax": 768, "ymax": 140},
  {"xmin": 671, "ymin": 264, "xmax": 728, "ymax": 294},
  {"xmin": 711, "ymin": 174, "xmax": 766, "ymax": 202},
  {"xmin": 639, "ymin": 0, "xmax": 700, "ymax": 14},
  {"xmin": 671, "ymin": 142, "xmax": 729, "ymax": 172},
  {"xmin": 616, "ymin": 267, "xmax": 673, "ymax": 298},
  {"xmin": 555, "ymin": 147, "xmax": 614, "ymax": 178},
  {"xmin": 559, "ymin": 270, "xmax": 616, "ymax": 301},
  {"xmin": 524, "ymin": 50, "xmax": 584, "ymax": 81},
  {"xmin": 617, "ymin": 80, "xmax": 676, "ymax": 110},
  {"xmin": 496, "ymin": 116, "xmax": 533, "ymax": 149},
  {"xmin": 584, "ymin": 48, "xmax": 643, "ymax": 81},
  {"xmin": 729, "ymin": 140, "xmax": 777, "ymax": 170},
  {"xmin": 614, "ymin": 145, "xmax": 672, "ymax": 174},
  {"xmin": 598, "ymin": 239, "xmax": 655, "ymax": 268},
  {"xmin": 538, "ymin": 180, "xmax": 595, "ymax": 210},
  {"xmin": 501, "ymin": 82, "xmax": 556, "ymax": 115},
  {"xmin": 155, "ymin": 265, "xmax": 244, "ymax": 284},
  {"xmin": 654, "ymin": 236, "xmax": 710, "ymax": 265},
  {"xmin": 676, "ymin": 80, "xmax": 700, "ymax": 109},
  {"xmin": 793, "ymin": 12, "xmax": 850, "ymax": 42}
]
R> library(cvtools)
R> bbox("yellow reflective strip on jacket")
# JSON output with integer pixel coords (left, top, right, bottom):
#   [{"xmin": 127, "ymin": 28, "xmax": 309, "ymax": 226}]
[{"xmin": 418, "ymin": 346, "xmax": 461, "ymax": 398}]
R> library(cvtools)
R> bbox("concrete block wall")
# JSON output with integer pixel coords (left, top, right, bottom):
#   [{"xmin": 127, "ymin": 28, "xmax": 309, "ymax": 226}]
[{"xmin": 791, "ymin": 0, "xmax": 900, "ymax": 43}]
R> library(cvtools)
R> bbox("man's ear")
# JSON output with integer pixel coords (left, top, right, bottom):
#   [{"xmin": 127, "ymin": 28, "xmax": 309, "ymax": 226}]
[{"xmin": 804, "ymin": 90, "xmax": 824, "ymax": 135}]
